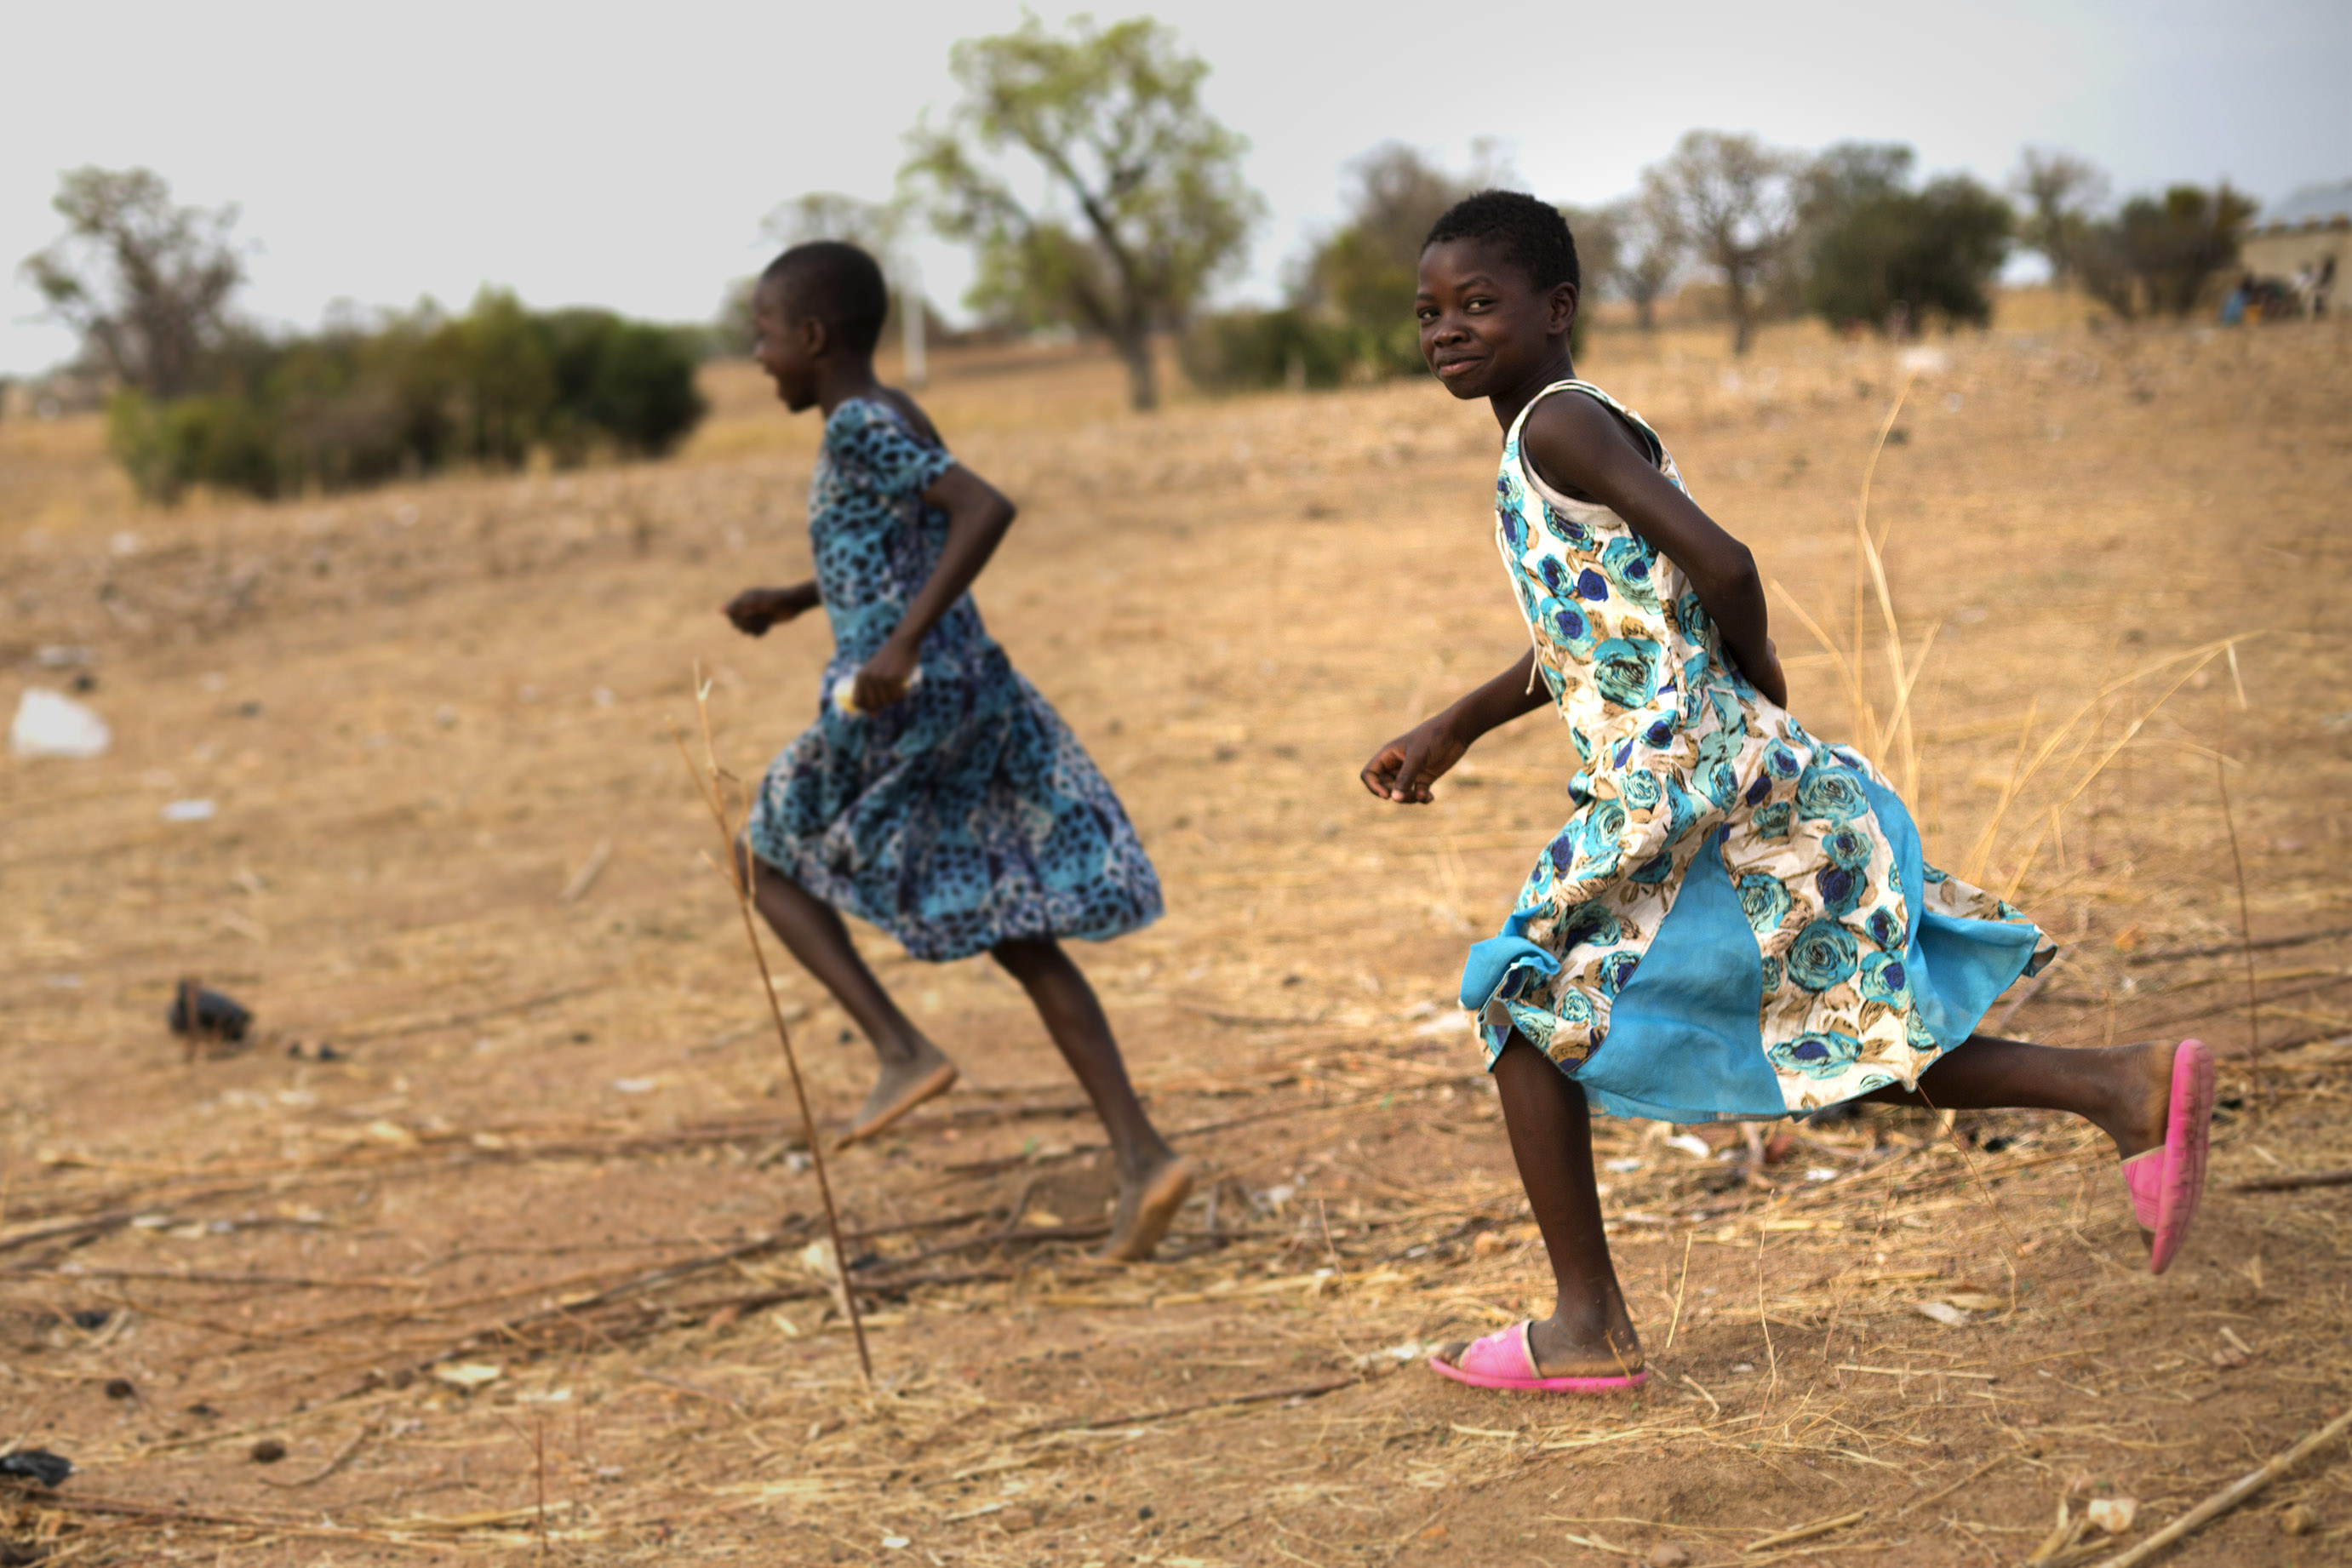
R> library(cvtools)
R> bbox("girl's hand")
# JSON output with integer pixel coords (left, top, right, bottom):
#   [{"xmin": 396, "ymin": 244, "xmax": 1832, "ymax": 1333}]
[
  {"xmin": 1742, "ymin": 634, "xmax": 1789, "ymax": 710},
  {"xmin": 1361, "ymin": 712, "xmax": 1470, "ymax": 804},
  {"xmin": 724, "ymin": 585, "xmax": 816, "ymax": 637},
  {"xmin": 851, "ymin": 636, "xmax": 920, "ymax": 713}
]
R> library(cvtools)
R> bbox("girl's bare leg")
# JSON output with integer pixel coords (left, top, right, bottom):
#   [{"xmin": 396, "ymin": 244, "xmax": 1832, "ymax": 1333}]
[
  {"xmin": 1436, "ymin": 1034, "xmax": 1641, "ymax": 1377},
  {"xmin": 1863, "ymin": 1033, "xmax": 2178, "ymax": 1159},
  {"xmin": 990, "ymin": 938, "xmax": 1191, "ymax": 1262},
  {"xmin": 741, "ymin": 846, "xmax": 956, "ymax": 1143}
]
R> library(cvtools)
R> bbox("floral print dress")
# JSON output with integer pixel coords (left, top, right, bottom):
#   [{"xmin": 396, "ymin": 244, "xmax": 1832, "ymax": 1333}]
[
  {"xmin": 746, "ymin": 399, "xmax": 1162, "ymax": 962},
  {"xmin": 1459, "ymin": 381, "xmax": 2052, "ymax": 1122}
]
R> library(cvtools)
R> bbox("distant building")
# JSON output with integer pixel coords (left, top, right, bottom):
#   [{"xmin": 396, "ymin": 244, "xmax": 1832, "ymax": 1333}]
[{"xmin": 2241, "ymin": 180, "xmax": 2349, "ymax": 294}]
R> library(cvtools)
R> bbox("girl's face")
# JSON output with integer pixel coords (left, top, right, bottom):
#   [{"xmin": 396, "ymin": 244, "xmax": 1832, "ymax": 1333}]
[
  {"xmin": 752, "ymin": 281, "xmax": 825, "ymax": 411},
  {"xmin": 1415, "ymin": 238, "xmax": 1577, "ymax": 403}
]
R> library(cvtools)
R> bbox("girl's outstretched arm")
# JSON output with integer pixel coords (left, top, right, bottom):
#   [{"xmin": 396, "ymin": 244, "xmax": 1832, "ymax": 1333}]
[
  {"xmin": 851, "ymin": 465, "xmax": 1017, "ymax": 711},
  {"xmin": 1362, "ymin": 650, "xmax": 1551, "ymax": 804},
  {"xmin": 1519, "ymin": 396, "xmax": 1788, "ymax": 708}
]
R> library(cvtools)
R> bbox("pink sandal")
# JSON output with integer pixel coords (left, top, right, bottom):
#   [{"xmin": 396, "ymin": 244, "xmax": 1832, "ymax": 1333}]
[
  {"xmin": 2120, "ymin": 1039, "xmax": 2215, "ymax": 1275},
  {"xmin": 1428, "ymin": 1321, "xmax": 1650, "ymax": 1393}
]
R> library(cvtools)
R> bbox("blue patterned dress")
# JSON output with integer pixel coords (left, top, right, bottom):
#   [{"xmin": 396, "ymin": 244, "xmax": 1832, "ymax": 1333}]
[
  {"xmin": 745, "ymin": 398, "xmax": 1162, "ymax": 962},
  {"xmin": 1460, "ymin": 381, "xmax": 2053, "ymax": 1122}
]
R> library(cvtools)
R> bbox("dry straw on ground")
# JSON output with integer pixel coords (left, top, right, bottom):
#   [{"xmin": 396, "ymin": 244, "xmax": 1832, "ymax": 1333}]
[{"xmin": 1, "ymin": 303, "xmax": 2348, "ymax": 1565}]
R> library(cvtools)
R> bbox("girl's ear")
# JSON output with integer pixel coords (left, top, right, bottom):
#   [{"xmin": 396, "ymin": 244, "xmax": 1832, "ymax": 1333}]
[
  {"xmin": 1550, "ymin": 280, "xmax": 1580, "ymax": 339},
  {"xmin": 801, "ymin": 313, "xmax": 830, "ymax": 358}
]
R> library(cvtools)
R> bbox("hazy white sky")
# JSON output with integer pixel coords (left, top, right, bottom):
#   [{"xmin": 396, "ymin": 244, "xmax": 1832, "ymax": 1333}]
[{"xmin": 4, "ymin": 0, "xmax": 2345, "ymax": 376}]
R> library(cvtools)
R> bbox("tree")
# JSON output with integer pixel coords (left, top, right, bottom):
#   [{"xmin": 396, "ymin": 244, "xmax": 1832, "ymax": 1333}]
[
  {"xmin": 903, "ymin": 15, "xmax": 1262, "ymax": 410},
  {"xmin": 1797, "ymin": 144, "xmax": 2012, "ymax": 334},
  {"xmin": 1297, "ymin": 143, "xmax": 1472, "ymax": 371},
  {"xmin": 2075, "ymin": 185, "xmax": 2257, "ymax": 319},
  {"xmin": 2011, "ymin": 148, "xmax": 2109, "ymax": 288},
  {"xmin": 764, "ymin": 192, "xmax": 907, "ymax": 256},
  {"xmin": 719, "ymin": 193, "xmax": 914, "ymax": 357},
  {"xmin": 1605, "ymin": 190, "xmax": 1680, "ymax": 331},
  {"xmin": 1558, "ymin": 202, "xmax": 1622, "ymax": 302},
  {"xmin": 20, "ymin": 166, "xmax": 245, "ymax": 398},
  {"xmin": 1640, "ymin": 131, "xmax": 1799, "ymax": 354}
]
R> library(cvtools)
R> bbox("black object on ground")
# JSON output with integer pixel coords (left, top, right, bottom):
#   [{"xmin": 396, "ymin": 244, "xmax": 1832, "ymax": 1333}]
[
  {"xmin": 0, "ymin": 1451, "xmax": 74, "ymax": 1489},
  {"xmin": 169, "ymin": 979, "xmax": 251, "ymax": 1045}
]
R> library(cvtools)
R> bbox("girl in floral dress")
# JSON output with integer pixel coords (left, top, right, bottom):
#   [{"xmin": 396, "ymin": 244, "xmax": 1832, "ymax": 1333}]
[
  {"xmin": 1361, "ymin": 193, "xmax": 2213, "ymax": 1391},
  {"xmin": 725, "ymin": 242, "xmax": 1190, "ymax": 1261}
]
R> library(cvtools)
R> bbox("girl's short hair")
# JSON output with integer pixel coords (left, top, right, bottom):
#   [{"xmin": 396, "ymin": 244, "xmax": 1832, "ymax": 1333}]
[
  {"xmin": 762, "ymin": 241, "xmax": 890, "ymax": 355},
  {"xmin": 1422, "ymin": 191, "xmax": 1581, "ymax": 295}
]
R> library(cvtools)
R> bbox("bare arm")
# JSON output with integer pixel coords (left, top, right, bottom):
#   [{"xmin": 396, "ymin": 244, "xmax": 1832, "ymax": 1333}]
[
  {"xmin": 1519, "ymin": 394, "xmax": 1788, "ymax": 708},
  {"xmin": 851, "ymin": 464, "xmax": 1017, "ymax": 711},
  {"xmin": 1361, "ymin": 649, "xmax": 1552, "ymax": 804},
  {"xmin": 723, "ymin": 581, "xmax": 821, "ymax": 635}
]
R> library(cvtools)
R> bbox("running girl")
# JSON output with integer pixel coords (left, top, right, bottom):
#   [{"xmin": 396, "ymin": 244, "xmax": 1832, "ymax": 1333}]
[
  {"xmin": 1360, "ymin": 192, "xmax": 2212, "ymax": 1391},
  {"xmin": 724, "ymin": 242, "xmax": 1192, "ymax": 1262}
]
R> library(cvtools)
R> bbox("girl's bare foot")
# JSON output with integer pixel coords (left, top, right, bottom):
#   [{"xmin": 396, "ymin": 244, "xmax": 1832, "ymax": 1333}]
[
  {"xmin": 837, "ymin": 1040, "xmax": 958, "ymax": 1148},
  {"xmin": 1433, "ymin": 1300, "xmax": 1643, "ymax": 1379},
  {"xmin": 1097, "ymin": 1153, "xmax": 1194, "ymax": 1262}
]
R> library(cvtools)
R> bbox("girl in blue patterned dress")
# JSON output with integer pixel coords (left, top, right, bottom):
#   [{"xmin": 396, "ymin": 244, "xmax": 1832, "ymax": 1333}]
[
  {"xmin": 724, "ymin": 243, "xmax": 1192, "ymax": 1261},
  {"xmin": 1361, "ymin": 194, "xmax": 2213, "ymax": 1392}
]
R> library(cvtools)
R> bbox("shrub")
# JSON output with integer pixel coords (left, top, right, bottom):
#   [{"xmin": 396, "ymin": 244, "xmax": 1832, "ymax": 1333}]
[
  {"xmin": 105, "ymin": 293, "xmax": 708, "ymax": 502},
  {"xmin": 2075, "ymin": 185, "xmax": 2257, "ymax": 319},
  {"xmin": 1179, "ymin": 308, "xmax": 1359, "ymax": 392},
  {"xmin": 108, "ymin": 389, "xmax": 281, "ymax": 502},
  {"xmin": 1804, "ymin": 176, "xmax": 2012, "ymax": 332}
]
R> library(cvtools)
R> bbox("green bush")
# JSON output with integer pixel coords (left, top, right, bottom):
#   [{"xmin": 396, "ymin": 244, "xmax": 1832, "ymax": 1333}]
[
  {"xmin": 106, "ymin": 293, "xmax": 708, "ymax": 502},
  {"xmin": 1797, "ymin": 146, "xmax": 2012, "ymax": 333},
  {"xmin": 109, "ymin": 389, "xmax": 280, "ymax": 502},
  {"xmin": 2075, "ymin": 185, "xmax": 2256, "ymax": 319},
  {"xmin": 1179, "ymin": 307, "xmax": 1360, "ymax": 392}
]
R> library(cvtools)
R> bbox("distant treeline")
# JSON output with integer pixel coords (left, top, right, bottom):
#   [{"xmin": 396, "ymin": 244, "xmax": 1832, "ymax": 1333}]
[
  {"xmin": 1182, "ymin": 138, "xmax": 2253, "ymax": 392},
  {"xmin": 108, "ymin": 291, "xmax": 707, "ymax": 503},
  {"xmin": 21, "ymin": 167, "xmax": 708, "ymax": 503}
]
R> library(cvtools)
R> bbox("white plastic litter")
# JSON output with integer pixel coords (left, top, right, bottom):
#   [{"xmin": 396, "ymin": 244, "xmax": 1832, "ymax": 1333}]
[
  {"xmin": 160, "ymin": 798, "xmax": 218, "ymax": 822},
  {"xmin": 10, "ymin": 688, "xmax": 112, "ymax": 758}
]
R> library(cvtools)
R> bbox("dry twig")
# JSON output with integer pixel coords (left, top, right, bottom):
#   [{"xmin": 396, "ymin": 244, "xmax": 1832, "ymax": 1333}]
[{"xmin": 675, "ymin": 667, "xmax": 872, "ymax": 1387}]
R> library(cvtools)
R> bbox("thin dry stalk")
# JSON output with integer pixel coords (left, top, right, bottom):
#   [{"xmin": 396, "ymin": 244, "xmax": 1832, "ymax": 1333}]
[
  {"xmin": 1754, "ymin": 1228, "xmax": 1777, "ymax": 1397},
  {"xmin": 1664, "ymin": 1231, "xmax": 1693, "ymax": 1352},
  {"xmin": 675, "ymin": 669, "xmax": 872, "ymax": 1387},
  {"xmin": 2215, "ymin": 725, "xmax": 2262, "ymax": 1108},
  {"xmin": 2000, "ymin": 642, "xmax": 2254, "ymax": 899},
  {"xmin": 1958, "ymin": 637, "xmax": 2254, "ymax": 885}
]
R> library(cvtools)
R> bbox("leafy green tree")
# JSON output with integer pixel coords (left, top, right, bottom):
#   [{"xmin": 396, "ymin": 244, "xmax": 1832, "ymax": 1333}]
[
  {"xmin": 2010, "ymin": 148, "xmax": 2109, "ymax": 288},
  {"xmin": 21, "ymin": 167, "xmax": 245, "ymax": 398},
  {"xmin": 2076, "ymin": 185, "xmax": 2257, "ymax": 319},
  {"xmin": 903, "ymin": 14, "xmax": 1262, "ymax": 409},
  {"xmin": 1798, "ymin": 144, "xmax": 2012, "ymax": 333},
  {"xmin": 1640, "ymin": 131, "xmax": 1800, "ymax": 355}
]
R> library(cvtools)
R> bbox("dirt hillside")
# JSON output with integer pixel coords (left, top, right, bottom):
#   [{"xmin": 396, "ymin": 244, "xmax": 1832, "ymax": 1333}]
[{"xmin": 2, "ymin": 306, "xmax": 2348, "ymax": 1565}]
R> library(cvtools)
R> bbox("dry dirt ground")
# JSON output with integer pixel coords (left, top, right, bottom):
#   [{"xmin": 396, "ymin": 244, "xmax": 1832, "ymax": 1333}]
[{"xmin": 2, "ymin": 305, "xmax": 2349, "ymax": 1567}]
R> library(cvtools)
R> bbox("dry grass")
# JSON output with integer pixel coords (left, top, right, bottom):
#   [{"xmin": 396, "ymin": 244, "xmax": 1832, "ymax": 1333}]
[{"xmin": 1, "ymin": 301, "xmax": 2349, "ymax": 1565}]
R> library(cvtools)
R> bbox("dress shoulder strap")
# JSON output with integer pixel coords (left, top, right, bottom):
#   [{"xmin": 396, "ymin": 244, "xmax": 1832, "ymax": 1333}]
[{"xmin": 1504, "ymin": 379, "xmax": 1664, "ymax": 468}]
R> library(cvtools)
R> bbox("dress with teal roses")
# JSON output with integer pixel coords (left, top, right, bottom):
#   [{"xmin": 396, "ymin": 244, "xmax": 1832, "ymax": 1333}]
[{"xmin": 1458, "ymin": 381, "xmax": 2052, "ymax": 1122}]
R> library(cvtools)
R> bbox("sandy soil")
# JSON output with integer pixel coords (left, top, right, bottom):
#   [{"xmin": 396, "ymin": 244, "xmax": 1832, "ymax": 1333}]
[{"xmin": 2, "ymin": 305, "xmax": 2349, "ymax": 1565}]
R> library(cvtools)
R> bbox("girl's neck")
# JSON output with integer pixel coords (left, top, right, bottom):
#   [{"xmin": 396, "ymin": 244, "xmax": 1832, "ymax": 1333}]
[
  {"xmin": 816, "ymin": 358, "xmax": 884, "ymax": 416},
  {"xmin": 1489, "ymin": 347, "xmax": 1579, "ymax": 430}
]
